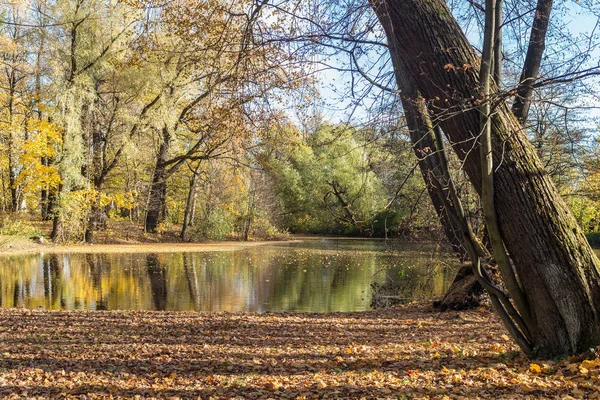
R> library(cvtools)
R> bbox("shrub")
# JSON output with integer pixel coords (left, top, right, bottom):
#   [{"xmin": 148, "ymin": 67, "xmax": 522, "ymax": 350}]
[{"xmin": 0, "ymin": 218, "xmax": 43, "ymax": 238}]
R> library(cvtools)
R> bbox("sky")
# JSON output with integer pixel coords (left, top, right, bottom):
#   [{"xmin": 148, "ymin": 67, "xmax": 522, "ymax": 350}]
[{"xmin": 300, "ymin": 0, "xmax": 600, "ymax": 136}]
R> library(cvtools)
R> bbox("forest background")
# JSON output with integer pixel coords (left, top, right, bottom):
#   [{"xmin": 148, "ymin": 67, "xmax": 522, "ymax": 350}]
[{"xmin": 0, "ymin": 0, "xmax": 599, "ymax": 249}]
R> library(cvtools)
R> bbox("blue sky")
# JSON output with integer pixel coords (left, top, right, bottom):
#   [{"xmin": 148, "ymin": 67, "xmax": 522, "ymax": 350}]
[{"xmin": 300, "ymin": 0, "xmax": 600, "ymax": 136}]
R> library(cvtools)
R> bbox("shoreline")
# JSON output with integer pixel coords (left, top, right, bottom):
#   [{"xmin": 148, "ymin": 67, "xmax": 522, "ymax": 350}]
[
  {"xmin": 3, "ymin": 234, "xmax": 598, "ymax": 258},
  {"xmin": 0, "ymin": 235, "xmax": 440, "ymax": 257},
  {"xmin": 0, "ymin": 237, "xmax": 300, "ymax": 256}
]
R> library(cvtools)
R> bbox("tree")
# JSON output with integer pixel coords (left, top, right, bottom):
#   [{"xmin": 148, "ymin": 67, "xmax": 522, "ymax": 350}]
[
  {"xmin": 0, "ymin": 2, "xmax": 34, "ymax": 212},
  {"xmin": 46, "ymin": 0, "xmax": 140, "ymax": 241},
  {"xmin": 264, "ymin": 122, "xmax": 395, "ymax": 235},
  {"xmin": 371, "ymin": 0, "xmax": 600, "ymax": 357},
  {"xmin": 138, "ymin": 0, "xmax": 303, "ymax": 233}
]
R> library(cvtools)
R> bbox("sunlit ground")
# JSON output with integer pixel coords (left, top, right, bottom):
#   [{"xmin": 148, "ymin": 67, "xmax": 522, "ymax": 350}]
[{"xmin": 0, "ymin": 304, "xmax": 597, "ymax": 399}]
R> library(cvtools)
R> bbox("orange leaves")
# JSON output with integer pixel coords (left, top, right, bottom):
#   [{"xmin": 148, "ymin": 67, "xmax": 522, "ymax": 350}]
[
  {"xmin": 489, "ymin": 343, "xmax": 506, "ymax": 353},
  {"xmin": 529, "ymin": 363, "xmax": 542, "ymax": 374},
  {"xmin": 0, "ymin": 304, "xmax": 597, "ymax": 398},
  {"xmin": 443, "ymin": 63, "xmax": 473, "ymax": 72}
]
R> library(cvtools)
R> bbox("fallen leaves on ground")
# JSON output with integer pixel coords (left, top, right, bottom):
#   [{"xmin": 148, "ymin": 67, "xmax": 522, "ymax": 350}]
[{"xmin": 0, "ymin": 304, "xmax": 598, "ymax": 399}]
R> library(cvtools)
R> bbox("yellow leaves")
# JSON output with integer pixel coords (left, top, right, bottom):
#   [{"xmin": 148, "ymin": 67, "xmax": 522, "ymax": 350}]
[
  {"xmin": 101, "ymin": 192, "xmax": 137, "ymax": 210},
  {"xmin": 567, "ymin": 363, "xmax": 581, "ymax": 373},
  {"xmin": 489, "ymin": 343, "xmax": 506, "ymax": 353},
  {"xmin": 530, "ymin": 363, "xmax": 542, "ymax": 374},
  {"xmin": 0, "ymin": 303, "xmax": 596, "ymax": 399},
  {"xmin": 16, "ymin": 117, "xmax": 63, "ymax": 192},
  {"xmin": 22, "ymin": 119, "xmax": 63, "ymax": 159},
  {"xmin": 580, "ymin": 359, "xmax": 600, "ymax": 370},
  {"xmin": 264, "ymin": 376, "xmax": 283, "ymax": 390},
  {"xmin": 501, "ymin": 334, "xmax": 510, "ymax": 341},
  {"xmin": 520, "ymin": 383, "xmax": 535, "ymax": 393},
  {"xmin": 579, "ymin": 358, "xmax": 600, "ymax": 375}
]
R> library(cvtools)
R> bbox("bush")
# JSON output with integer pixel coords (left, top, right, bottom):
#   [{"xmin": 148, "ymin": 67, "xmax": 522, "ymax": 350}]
[
  {"xmin": 586, "ymin": 232, "xmax": 600, "ymax": 248},
  {"xmin": 194, "ymin": 209, "xmax": 235, "ymax": 240},
  {"xmin": 52, "ymin": 190, "xmax": 96, "ymax": 242},
  {"xmin": 0, "ymin": 218, "xmax": 43, "ymax": 238},
  {"xmin": 250, "ymin": 216, "xmax": 290, "ymax": 240}
]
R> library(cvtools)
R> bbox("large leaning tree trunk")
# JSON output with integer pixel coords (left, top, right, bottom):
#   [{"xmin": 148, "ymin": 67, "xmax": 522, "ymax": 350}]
[
  {"xmin": 398, "ymin": 67, "xmax": 486, "ymax": 311},
  {"xmin": 406, "ymin": 99, "xmax": 485, "ymax": 310},
  {"xmin": 371, "ymin": 0, "xmax": 600, "ymax": 357},
  {"xmin": 379, "ymin": 5, "xmax": 487, "ymax": 311}
]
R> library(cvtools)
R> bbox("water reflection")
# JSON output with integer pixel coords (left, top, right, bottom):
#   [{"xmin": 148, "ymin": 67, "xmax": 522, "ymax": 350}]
[{"xmin": 0, "ymin": 240, "xmax": 459, "ymax": 312}]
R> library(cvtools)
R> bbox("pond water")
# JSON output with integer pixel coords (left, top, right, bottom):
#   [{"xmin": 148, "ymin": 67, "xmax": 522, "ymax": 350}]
[{"xmin": 0, "ymin": 239, "xmax": 459, "ymax": 312}]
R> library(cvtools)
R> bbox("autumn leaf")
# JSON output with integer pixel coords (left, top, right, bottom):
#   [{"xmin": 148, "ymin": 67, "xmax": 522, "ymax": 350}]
[
  {"xmin": 530, "ymin": 363, "xmax": 542, "ymax": 374},
  {"xmin": 0, "ymin": 303, "xmax": 592, "ymax": 398},
  {"xmin": 580, "ymin": 359, "xmax": 600, "ymax": 370}
]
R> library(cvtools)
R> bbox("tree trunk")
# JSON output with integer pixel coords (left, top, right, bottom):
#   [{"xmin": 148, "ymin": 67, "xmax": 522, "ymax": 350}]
[
  {"xmin": 50, "ymin": 185, "xmax": 62, "ymax": 242},
  {"xmin": 85, "ymin": 107, "xmax": 105, "ymax": 244},
  {"xmin": 434, "ymin": 264, "xmax": 483, "ymax": 311},
  {"xmin": 512, "ymin": 0, "xmax": 553, "ymax": 124},
  {"xmin": 36, "ymin": 33, "xmax": 49, "ymax": 220},
  {"xmin": 7, "ymin": 86, "xmax": 19, "ymax": 213},
  {"xmin": 243, "ymin": 186, "xmax": 256, "ymax": 241},
  {"xmin": 145, "ymin": 127, "xmax": 171, "ymax": 233},
  {"xmin": 181, "ymin": 166, "xmax": 200, "ymax": 241},
  {"xmin": 85, "ymin": 182, "xmax": 105, "ymax": 244},
  {"xmin": 372, "ymin": 0, "xmax": 600, "ymax": 357},
  {"xmin": 190, "ymin": 186, "xmax": 197, "ymax": 226},
  {"xmin": 379, "ymin": 7, "xmax": 486, "ymax": 310},
  {"xmin": 41, "ymin": 159, "xmax": 49, "ymax": 219}
]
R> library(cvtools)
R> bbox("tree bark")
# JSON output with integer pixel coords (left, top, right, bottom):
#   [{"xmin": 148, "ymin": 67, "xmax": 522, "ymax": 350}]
[
  {"xmin": 379, "ymin": 5, "xmax": 486, "ymax": 310},
  {"xmin": 512, "ymin": 0, "xmax": 553, "ymax": 124},
  {"xmin": 84, "ymin": 85, "xmax": 106, "ymax": 244},
  {"xmin": 7, "ymin": 79, "xmax": 19, "ymax": 212},
  {"xmin": 145, "ymin": 126, "xmax": 171, "ymax": 233},
  {"xmin": 50, "ymin": 183, "xmax": 63, "ymax": 242},
  {"xmin": 181, "ymin": 165, "xmax": 200, "ymax": 241},
  {"xmin": 372, "ymin": 0, "xmax": 600, "ymax": 357}
]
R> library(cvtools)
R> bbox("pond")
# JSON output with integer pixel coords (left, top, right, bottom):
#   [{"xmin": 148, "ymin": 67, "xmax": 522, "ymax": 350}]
[{"xmin": 0, "ymin": 239, "xmax": 459, "ymax": 312}]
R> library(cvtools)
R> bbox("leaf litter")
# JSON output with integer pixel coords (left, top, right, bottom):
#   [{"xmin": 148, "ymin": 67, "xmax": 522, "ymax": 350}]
[{"xmin": 0, "ymin": 303, "xmax": 598, "ymax": 399}]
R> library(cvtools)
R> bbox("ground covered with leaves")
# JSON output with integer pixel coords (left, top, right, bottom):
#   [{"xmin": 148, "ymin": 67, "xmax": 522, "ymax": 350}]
[{"xmin": 0, "ymin": 304, "xmax": 598, "ymax": 399}]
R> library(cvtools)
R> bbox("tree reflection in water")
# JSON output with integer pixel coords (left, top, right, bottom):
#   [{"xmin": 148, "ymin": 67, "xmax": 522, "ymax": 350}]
[{"xmin": 0, "ymin": 240, "xmax": 459, "ymax": 311}]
